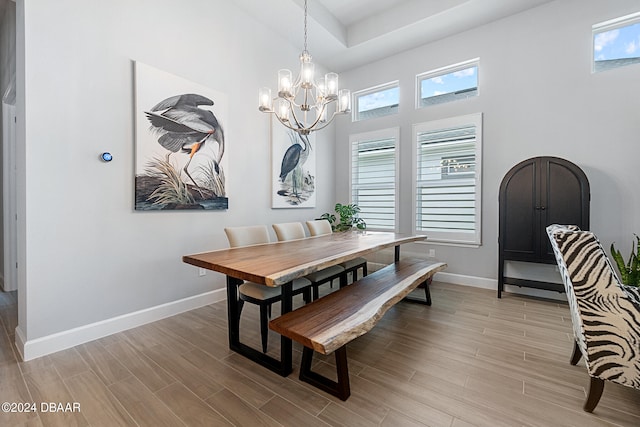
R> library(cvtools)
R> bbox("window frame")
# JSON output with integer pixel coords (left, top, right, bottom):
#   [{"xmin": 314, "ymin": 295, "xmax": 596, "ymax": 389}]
[
  {"xmin": 412, "ymin": 113, "xmax": 482, "ymax": 246},
  {"xmin": 415, "ymin": 58, "xmax": 479, "ymax": 109},
  {"xmin": 352, "ymin": 81, "xmax": 400, "ymax": 122},
  {"xmin": 592, "ymin": 11, "xmax": 640, "ymax": 73},
  {"xmin": 349, "ymin": 127, "xmax": 400, "ymax": 232}
]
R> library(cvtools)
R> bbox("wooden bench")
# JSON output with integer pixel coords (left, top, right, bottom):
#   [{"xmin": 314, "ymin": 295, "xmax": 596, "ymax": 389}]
[{"xmin": 269, "ymin": 257, "xmax": 447, "ymax": 400}]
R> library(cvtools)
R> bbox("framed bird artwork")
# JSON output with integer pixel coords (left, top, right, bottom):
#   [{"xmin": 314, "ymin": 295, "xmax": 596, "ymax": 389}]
[
  {"xmin": 134, "ymin": 61, "xmax": 229, "ymax": 210},
  {"xmin": 271, "ymin": 118, "xmax": 316, "ymax": 209}
]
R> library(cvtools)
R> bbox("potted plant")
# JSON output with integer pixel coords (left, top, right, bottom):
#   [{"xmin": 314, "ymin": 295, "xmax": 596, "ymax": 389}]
[
  {"xmin": 318, "ymin": 203, "xmax": 366, "ymax": 232},
  {"xmin": 610, "ymin": 234, "xmax": 640, "ymax": 286}
]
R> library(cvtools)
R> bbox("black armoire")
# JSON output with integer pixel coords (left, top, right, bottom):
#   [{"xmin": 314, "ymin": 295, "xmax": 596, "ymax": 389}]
[{"xmin": 498, "ymin": 156, "xmax": 590, "ymax": 298}]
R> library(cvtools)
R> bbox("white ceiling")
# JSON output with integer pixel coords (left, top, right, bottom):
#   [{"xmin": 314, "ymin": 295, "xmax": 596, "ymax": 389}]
[{"xmin": 235, "ymin": 0, "xmax": 555, "ymax": 72}]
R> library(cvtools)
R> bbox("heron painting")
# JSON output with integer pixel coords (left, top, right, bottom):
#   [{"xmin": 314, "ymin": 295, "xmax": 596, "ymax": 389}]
[
  {"xmin": 271, "ymin": 122, "xmax": 316, "ymax": 208},
  {"xmin": 134, "ymin": 62, "xmax": 228, "ymax": 210}
]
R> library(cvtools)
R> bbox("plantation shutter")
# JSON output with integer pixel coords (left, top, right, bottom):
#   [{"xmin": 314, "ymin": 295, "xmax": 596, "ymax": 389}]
[
  {"xmin": 351, "ymin": 131, "xmax": 397, "ymax": 231},
  {"xmin": 415, "ymin": 115, "xmax": 481, "ymax": 245}
]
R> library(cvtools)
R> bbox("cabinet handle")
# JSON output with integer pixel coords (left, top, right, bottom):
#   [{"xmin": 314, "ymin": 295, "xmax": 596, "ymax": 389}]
[{"xmin": 540, "ymin": 206, "xmax": 546, "ymax": 210}]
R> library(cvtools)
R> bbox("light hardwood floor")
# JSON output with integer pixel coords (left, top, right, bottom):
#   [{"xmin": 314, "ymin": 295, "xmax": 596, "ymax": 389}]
[{"xmin": 1, "ymin": 283, "xmax": 639, "ymax": 427}]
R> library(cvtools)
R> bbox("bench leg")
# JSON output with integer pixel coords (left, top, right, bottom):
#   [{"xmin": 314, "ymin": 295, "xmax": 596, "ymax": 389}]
[
  {"xmin": 403, "ymin": 278, "xmax": 433, "ymax": 306},
  {"xmin": 424, "ymin": 278, "xmax": 432, "ymax": 306},
  {"xmin": 299, "ymin": 346, "xmax": 351, "ymax": 401}
]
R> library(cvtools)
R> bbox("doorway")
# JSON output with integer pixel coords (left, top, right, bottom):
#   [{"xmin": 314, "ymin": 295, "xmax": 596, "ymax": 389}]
[
  {"xmin": 1, "ymin": 0, "xmax": 18, "ymax": 355},
  {"xmin": 2, "ymin": 85, "xmax": 16, "ymax": 293}
]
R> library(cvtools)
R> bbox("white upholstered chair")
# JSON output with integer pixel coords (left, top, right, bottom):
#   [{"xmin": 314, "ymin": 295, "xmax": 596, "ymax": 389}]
[
  {"xmin": 272, "ymin": 221, "xmax": 307, "ymax": 242},
  {"xmin": 224, "ymin": 225, "xmax": 312, "ymax": 353},
  {"xmin": 272, "ymin": 222, "xmax": 346, "ymax": 300},
  {"xmin": 306, "ymin": 219, "xmax": 368, "ymax": 291},
  {"xmin": 305, "ymin": 218, "xmax": 333, "ymax": 236}
]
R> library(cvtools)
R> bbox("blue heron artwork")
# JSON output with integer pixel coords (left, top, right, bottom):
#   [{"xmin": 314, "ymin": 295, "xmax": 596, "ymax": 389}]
[
  {"xmin": 134, "ymin": 62, "xmax": 228, "ymax": 210},
  {"xmin": 271, "ymin": 123, "xmax": 316, "ymax": 208}
]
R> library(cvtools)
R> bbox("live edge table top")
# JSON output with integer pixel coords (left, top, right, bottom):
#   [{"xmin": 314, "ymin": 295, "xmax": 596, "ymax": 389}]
[{"xmin": 183, "ymin": 231, "xmax": 427, "ymax": 287}]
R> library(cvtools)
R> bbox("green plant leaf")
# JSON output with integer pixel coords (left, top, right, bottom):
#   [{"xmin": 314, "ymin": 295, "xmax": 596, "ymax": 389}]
[
  {"xmin": 326, "ymin": 202, "xmax": 367, "ymax": 232},
  {"xmin": 611, "ymin": 242, "xmax": 630, "ymax": 284}
]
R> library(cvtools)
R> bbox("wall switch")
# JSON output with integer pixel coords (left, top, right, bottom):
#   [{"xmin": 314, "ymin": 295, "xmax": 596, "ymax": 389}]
[
  {"xmin": 198, "ymin": 268, "xmax": 207, "ymax": 277},
  {"xmin": 428, "ymin": 249, "xmax": 436, "ymax": 257}
]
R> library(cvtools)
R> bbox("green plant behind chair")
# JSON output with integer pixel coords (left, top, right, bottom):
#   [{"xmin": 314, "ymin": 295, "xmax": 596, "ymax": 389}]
[
  {"xmin": 318, "ymin": 203, "xmax": 367, "ymax": 232},
  {"xmin": 610, "ymin": 234, "xmax": 640, "ymax": 286}
]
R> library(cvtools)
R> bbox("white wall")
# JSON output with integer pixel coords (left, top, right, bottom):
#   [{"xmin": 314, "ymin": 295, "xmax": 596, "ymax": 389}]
[
  {"xmin": 16, "ymin": 0, "xmax": 337, "ymax": 358},
  {"xmin": 335, "ymin": 0, "xmax": 640, "ymax": 289}
]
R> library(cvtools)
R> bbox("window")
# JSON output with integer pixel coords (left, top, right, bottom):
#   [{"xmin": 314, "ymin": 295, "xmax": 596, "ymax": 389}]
[
  {"xmin": 416, "ymin": 59, "xmax": 478, "ymax": 108},
  {"xmin": 352, "ymin": 81, "xmax": 399, "ymax": 122},
  {"xmin": 593, "ymin": 12, "xmax": 640, "ymax": 72},
  {"xmin": 414, "ymin": 113, "xmax": 482, "ymax": 245},
  {"xmin": 350, "ymin": 128, "xmax": 398, "ymax": 231}
]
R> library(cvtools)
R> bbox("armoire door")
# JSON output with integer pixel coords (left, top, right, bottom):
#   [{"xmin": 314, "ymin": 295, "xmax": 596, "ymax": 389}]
[
  {"xmin": 540, "ymin": 157, "xmax": 591, "ymax": 260},
  {"xmin": 499, "ymin": 158, "xmax": 539, "ymax": 262}
]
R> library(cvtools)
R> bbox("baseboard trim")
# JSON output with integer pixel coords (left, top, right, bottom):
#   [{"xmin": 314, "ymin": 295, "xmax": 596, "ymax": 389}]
[
  {"xmin": 434, "ymin": 271, "xmax": 566, "ymax": 301},
  {"xmin": 18, "ymin": 288, "xmax": 226, "ymax": 361},
  {"xmin": 14, "ymin": 325, "xmax": 26, "ymax": 361},
  {"xmin": 434, "ymin": 271, "xmax": 497, "ymax": 289}
]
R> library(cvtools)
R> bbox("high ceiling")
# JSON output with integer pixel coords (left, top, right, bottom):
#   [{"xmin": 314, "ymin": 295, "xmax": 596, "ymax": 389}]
[
  {"xmin": 0, "ymin": 0, "xmax": 556, "ymax": 73},
  {"xmin": 235, "ymin": 0, "xmax": 554, "ymax": 72}
]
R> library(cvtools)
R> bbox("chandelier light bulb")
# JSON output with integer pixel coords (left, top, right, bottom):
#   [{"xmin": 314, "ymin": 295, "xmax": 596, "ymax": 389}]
[
  {"xmin": 259, "ymin": 87, "xmax": 272, "ymax": 111},
  {"xmin": 316, "ymin": 80, "xmax": 326, "ymax": 102},
  {"xmin": 278, "ymin": 100, "xmax": 290, "ymax": 122},
  {"xmin": 317, "ymin": 105, "xmax": 327, "ymax": 123},
  {"xmin": 339, "ymin": 89, "xmax": 351, "ymax": 113},
  {"xmin": 325, "ymin": 73, "xmax": 338, "ymax": 99},
  {"xmin": 278, "ymin": 69, "xmax": 293, "ymax": 97},
  {"xmin": 301, "ymin": 61, "xmax": 314, "ymax": 89}
]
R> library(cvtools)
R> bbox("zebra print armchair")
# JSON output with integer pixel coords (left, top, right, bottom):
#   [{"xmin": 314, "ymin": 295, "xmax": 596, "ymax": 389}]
[{"xmin": 547, "ymin": 224, "xmax": 640, "ymax": 412}]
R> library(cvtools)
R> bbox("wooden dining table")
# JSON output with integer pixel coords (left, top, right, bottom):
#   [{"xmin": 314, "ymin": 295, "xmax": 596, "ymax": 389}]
[{"xmin": 182, "ymin": 231, "xmax": 426, "ymax": 376}]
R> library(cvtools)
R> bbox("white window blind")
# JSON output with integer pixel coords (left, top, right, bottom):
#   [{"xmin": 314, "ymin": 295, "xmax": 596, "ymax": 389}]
[
  {"xmin": 350, "ymin": 128, "xmax": 398, "ymax": 231},
  {"xmin": 414, "ymin": 113, "xmax": 482, "ymax": 245}
]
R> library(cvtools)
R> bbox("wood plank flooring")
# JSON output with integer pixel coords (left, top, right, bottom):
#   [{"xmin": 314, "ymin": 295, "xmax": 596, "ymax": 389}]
[{"xmin": 0, "ymin": 283, "xmax": 639, "ymax": 426}]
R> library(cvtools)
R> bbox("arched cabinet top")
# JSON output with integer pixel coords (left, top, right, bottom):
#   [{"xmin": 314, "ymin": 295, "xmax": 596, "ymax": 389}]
[{"xmin": 499, "ymin": 156, "xmax": 590, "ymax": 195}]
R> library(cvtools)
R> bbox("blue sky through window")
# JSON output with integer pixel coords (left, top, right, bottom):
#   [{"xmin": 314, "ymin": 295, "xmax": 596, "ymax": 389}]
[
  {"xmin": 420, "ymin": 66, "xmax": 477, "ymax": 99},
  {"xmin": 594, "ymin": 21, "xmax": 640, "ymax": 61},
  {"xmin": 357, "ymin": 86, "xmax": 399, "ymax": 112}
]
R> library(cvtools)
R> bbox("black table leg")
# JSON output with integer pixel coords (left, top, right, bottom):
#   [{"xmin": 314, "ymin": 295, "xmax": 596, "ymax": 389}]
[
  {"xmin": 280, "ymin": 281, "xmax": 293, "ymax": 376},
  {"xmin": 225, "ymin": 276, "xmax": 293, "ymax": 377},
  {"xmin": 226, "ymin": 276, "xmax": 242, "ymax": 348}
]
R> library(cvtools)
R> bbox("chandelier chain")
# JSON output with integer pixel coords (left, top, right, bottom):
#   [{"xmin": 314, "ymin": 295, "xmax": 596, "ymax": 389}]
[{"xmin": 303, "ymin": 0, "xmax": 308, "ymax": 54}]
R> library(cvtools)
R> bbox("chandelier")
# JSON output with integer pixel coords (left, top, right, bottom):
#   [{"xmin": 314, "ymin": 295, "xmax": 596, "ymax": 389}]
[{"xmin": 258, "ymin": 0, "xmax": 350, "ymax": 135}]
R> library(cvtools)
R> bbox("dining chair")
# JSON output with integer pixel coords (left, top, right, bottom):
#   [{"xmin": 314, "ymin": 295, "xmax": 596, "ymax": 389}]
[
  {"xmin": 306, "ymin": 219, "xmax": 368, "ymax": 287},
  {"xmin": 547, "ymin": 224, "xmax": 640, "ymax": 412},
  {"xmin": 224, "ymin": 225, "xmax": 312, "ymax": 353},
  {"xmin": 273, "ymin": 222, "xmax": 346, "ymax": 300}
]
